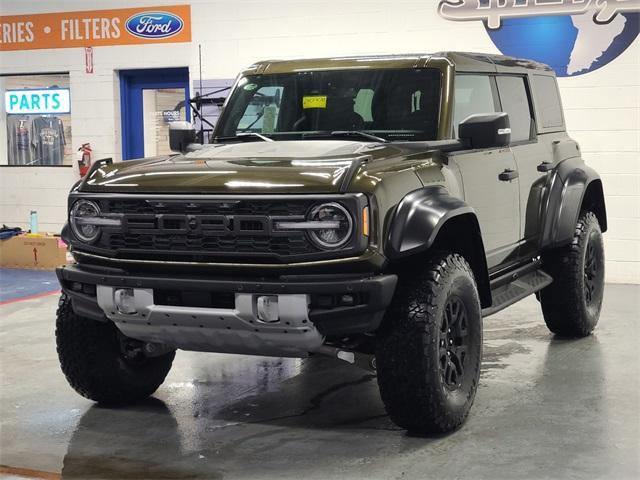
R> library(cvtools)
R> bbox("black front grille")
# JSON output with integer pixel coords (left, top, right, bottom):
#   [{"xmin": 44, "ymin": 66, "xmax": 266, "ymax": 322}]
[
  {"xmin": 93, "ymin": 197, "xmax": 321, "ymax": 261},
  {"xmin": 106, "ymin": 232, "xmax": 313, "ymax": 255}
]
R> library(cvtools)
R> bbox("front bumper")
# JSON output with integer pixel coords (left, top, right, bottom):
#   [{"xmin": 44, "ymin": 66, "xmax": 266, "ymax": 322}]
[{"xmin": 56, "ymin": 264, "xmax": 397, "ymax": 357}]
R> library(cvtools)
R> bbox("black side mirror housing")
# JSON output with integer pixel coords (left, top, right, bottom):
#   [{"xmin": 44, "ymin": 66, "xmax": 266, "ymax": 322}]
[
  {"xmin": 169, "ymin": 122, "xmax": 197, "ymax": 153},
  {"xmin": 459, "ymin": 112, "xmax": 511, "ymax": 149}
]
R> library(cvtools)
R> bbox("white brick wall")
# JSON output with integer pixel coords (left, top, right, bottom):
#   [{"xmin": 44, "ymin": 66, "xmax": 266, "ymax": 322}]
[{"xmin": 1, "ymin": 0, "xmax": 638, "ymax": 283}]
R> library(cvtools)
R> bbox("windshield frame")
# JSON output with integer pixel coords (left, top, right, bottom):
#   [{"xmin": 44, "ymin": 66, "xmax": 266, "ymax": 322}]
[{"xmin": 212, "ymin": 66, "xmax": 449, "ymax": 143}]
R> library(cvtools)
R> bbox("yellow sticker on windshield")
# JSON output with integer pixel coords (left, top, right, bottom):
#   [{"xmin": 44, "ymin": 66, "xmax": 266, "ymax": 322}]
[{"xmin": 303, "ymin": 95, "xmax": 327, "ymax": 109}]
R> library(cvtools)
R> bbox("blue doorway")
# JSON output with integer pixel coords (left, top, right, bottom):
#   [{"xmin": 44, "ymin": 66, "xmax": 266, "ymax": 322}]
[{"xmin": 120, "ymin": 67, "xmax": 190, "ymax": 160}]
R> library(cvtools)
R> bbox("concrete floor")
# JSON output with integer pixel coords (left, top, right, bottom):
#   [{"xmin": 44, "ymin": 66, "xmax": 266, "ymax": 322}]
[{"xmin": 1, "ymin": 284, "xmax": 639, "ymax": 480}]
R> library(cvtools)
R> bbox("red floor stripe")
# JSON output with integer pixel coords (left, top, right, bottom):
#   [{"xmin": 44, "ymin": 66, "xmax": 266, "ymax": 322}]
[
  {"xmin": 0, "ymin": 465, "xmax": 61, "ymax": 480},
  {"xmin": 0, "ymin": 289, "xmax": 60, "ymax": 306}
]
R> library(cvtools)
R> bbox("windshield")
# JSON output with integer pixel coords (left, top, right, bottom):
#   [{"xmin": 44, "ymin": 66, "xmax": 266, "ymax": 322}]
[{"xmin": 214, "ymin": 68, "xmax": 441, "ymax": 142}]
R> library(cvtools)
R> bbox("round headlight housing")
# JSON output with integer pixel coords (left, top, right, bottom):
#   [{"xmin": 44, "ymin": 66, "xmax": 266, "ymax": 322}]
[
  {"xmin": 70, "ymin": 200, "xmax": 102, "ymax": 243},
  {"xmin": 307, "ymin": 202, "xmax": 353, "ymax": 249}
]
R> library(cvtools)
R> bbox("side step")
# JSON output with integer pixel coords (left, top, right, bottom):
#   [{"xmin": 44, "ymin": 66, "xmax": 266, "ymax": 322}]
[{"xmin": 482, "ymin": 262, "xmax": 553, "ymax": 317}]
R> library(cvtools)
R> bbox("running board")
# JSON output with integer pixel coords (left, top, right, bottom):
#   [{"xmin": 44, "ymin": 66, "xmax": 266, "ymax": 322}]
[{"xmin": 482, "ymin": 264, "xmax": 553, "ymax": 317}]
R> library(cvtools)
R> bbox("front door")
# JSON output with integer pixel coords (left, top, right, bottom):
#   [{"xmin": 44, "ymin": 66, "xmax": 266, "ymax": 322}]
[
  {"xmin": 451, "ymin": 74, "xmax": 521, "ymax": 271},
  {"xmin": 120, "ymin": 68, "xmax": 190, "ymax": 160},
  {"xmin": 451, "ymin": 149, "xmax": 521, "ymax": 271}
]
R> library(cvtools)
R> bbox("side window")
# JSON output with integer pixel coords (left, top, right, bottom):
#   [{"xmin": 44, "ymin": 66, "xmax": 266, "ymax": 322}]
[
  {"xmin": 237, "ymin": 86, "xmax": 283, "ymax": 133},
  {"xmin": 496, "ymin": 76, "xmax": 533, "ymax": 143},
  {"xmin": 532, "ymin": 75, "xmax": 564, "ymax": 129},
  {"xmin": 453, "ymin": 75, "xmax": 496, "ymax": 137}
]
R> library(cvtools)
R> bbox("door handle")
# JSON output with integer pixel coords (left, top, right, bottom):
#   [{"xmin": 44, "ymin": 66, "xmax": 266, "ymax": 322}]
[
  {"xmin": 499, "ymin": 169, "xmax": 519, "ymax": 181},
  {"xmin": 537, "ymin": 161, "xmax": 554, "ymax": 172}
]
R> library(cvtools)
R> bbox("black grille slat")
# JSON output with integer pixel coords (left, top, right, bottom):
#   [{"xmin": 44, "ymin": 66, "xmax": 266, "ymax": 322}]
[{"xmin": 97, "ymin": 198, "xmax": 320, "ymax": 260}]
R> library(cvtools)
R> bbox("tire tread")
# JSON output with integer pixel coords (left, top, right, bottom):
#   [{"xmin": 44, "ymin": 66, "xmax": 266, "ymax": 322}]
[
  {"xmin": 376, "ymin": 253, "xmax": 482, "ymax": 434},
  {"xmin": 56, "ymin": 294, "xmax": 175, "ymax": 404}
]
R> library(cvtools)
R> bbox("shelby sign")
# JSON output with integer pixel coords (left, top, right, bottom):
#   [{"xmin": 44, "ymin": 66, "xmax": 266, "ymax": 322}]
[
  {"xmin": 438, "ymin": 0, "xmax": 640, "ymax": 77},
  {"xmin": 5, "ymin": 89, "xmax": 71, "ymax": 115}
]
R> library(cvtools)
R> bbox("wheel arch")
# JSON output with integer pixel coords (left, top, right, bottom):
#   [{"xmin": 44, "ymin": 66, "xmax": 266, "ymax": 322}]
[
  {"xmin": 541, "ymin": 160, "xmax": 607, "ymax": 249},
  {"xmin": 581, "ymin": 179, "xmax": 607, "ymax": 232},
  {"xmin": 385, "ymin": 186, "xmax": 491, "ymax": 308}
]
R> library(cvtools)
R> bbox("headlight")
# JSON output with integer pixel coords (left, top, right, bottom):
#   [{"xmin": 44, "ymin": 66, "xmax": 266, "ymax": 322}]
[
  {"xmin": 306, "ymin": 202, "xmax": 353, "ymax": 249},
  {"xmin": 70, "ymin": 199, "xmax": 121, "ymax": 243}
]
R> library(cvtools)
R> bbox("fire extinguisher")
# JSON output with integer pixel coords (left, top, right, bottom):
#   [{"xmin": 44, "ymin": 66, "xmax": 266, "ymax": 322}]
[{"xmin": 77, "ymin": 143, "xmax": 92, "ymax": 177}]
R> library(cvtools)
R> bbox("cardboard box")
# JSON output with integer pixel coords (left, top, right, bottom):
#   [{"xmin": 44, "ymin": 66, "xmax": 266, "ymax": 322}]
[{"xmin": 0, "ymin": 234, "xmax": 69, "ymax": 270}]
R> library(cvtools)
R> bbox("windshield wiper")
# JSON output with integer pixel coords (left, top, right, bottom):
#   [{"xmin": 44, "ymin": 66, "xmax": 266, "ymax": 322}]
[
  {"xmin": 306, "ymin": 131, "xmax": 388, "ymax": 143},
  {"xmin": 214, "ymin": 132, "xmax": 274, "ymax": 143}
]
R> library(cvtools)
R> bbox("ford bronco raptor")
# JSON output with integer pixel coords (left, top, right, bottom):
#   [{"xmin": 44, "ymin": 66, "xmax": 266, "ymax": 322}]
[{"xmin": 56, "ymin": 52, "xmax": 606, "ymax": 434}]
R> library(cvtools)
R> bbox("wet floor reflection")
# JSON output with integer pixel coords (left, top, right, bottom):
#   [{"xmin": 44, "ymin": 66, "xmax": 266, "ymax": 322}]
[
  {"xmin": 61, "ymin": 399, "xmax": 209, "ymax": 480},
  {"xmin": 60, "ymin": 358, "xmax": 401, "ymax": 479}
]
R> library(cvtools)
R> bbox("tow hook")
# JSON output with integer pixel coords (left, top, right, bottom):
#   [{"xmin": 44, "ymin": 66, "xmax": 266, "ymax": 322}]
[
  {"xmin": 315, "ymin": 345, "xmax": 377, "ymax": 373},
  {"xmin": 118, "ymin": 331, "xmax": 174, "ymax": 360}
]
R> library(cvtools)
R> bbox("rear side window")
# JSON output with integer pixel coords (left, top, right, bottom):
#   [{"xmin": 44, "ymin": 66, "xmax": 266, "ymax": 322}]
[
  {"xmin": 453, "ymin": 75, "xmax": 496, "ymax": 137},
  {"xmin": 532, "ymin": 75, "xmax": 564, "ymax": 129},
  {"xmin": 496, "ymin": 76, "xmax": 533, "ymax": 143}
]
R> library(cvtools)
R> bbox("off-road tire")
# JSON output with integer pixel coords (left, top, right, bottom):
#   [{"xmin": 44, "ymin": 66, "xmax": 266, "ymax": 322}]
[
  {"xmin": 56, "ymin": 294, "xmax": 175, "ymax": 404},
  {"xmin": 375, "ymin": 253, "xmax": 482, "ymax": 434},
  {"xmin": 540, "ymin": 210, "xmax": 604, "ymax": 337}
]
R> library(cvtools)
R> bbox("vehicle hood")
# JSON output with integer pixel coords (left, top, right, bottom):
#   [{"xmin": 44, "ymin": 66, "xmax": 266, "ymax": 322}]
[{"xmin": 80, "ymin": 140, "xmax": 412, "ymax": 194}]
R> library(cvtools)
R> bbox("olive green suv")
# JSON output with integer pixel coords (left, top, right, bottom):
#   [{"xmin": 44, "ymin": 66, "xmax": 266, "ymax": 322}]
[{"xmin": 56, "ymin": 52, "xmax": 606, "ymax": 434}]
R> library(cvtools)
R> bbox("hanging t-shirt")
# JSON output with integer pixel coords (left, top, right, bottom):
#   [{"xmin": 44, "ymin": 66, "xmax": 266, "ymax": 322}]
[
  {"xmin": 32, "ymin": 116, "xmax": 66, "ymax": 165},
  {"xmin": 7, "ymin": 116, "xmax": 33, "ymax": 165}
]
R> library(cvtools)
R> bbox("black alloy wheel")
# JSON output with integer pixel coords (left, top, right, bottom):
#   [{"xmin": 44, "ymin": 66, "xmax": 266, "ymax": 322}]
[
  {"xmin": 439, "ymin": 296, "xmax": 469, "ymax": 390},
  {"xmin": 583, "ymin": 237, "xmax": 599, "ymax": 306}
]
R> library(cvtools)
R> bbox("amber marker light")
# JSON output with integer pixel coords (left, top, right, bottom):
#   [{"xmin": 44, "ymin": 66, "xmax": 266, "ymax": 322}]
[{"xmin": 362, "ymin": 206, "xmax": 370, "ymax": 237}]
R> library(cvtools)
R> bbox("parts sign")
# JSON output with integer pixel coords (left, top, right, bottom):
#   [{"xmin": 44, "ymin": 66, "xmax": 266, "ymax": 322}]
[
  {"xmin": 0, "ymin": 5, "xmax": 191, "ymax": 51},
  {"xmin": 5, "ymin": 89, "xmax": 71, "ymax": 115}
]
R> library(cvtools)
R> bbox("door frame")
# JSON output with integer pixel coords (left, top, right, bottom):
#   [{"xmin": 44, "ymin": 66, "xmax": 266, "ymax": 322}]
[{"xmin": 119, "ymin": 67, "xmax": 190, "ymax": 160}]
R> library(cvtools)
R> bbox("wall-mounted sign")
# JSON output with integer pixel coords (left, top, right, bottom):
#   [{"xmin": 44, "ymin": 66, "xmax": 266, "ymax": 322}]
[
  {"xmin": 438, "ymin": 0, "xmax": 639, "ymax": 77},
  {"xmin": 162, "ymin": 110, "xmax": 181, "ymax": 122},
  {"xmin": 85, "ymin": 47, "xmax": 94, "ymax": 73},
  {"xmin": 0, "ymin": 5, "xmax": 191, "ymax": 52},
  {"xmin": 5, "ymin": 89, "xmax": 71, "ymax": 115},
  {"xmin": 125, "ymin": 12, "xmax": 184, "ymax": 39}
]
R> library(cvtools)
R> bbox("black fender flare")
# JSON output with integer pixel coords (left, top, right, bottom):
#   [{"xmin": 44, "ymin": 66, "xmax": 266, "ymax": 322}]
[
  {"xmin": 541, "ymin": 158, "xmax": 607, "ymax": 249},
  {"xmin": 385, "ymin": 186, "xmax": 491, "ymax": 307},
  {"xmin": 386, "ymin": 186, "xmax": 473, "ymax": 258}
]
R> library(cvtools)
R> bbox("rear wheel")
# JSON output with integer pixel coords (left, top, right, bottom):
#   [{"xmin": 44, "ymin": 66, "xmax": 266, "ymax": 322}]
[
  {"xmin": 56, "ymin": 294, "xmax": 175, "ymax": 404},
  {"xmin": 540, "ymin": 210, "xmax": 604, "ymax": 337},
  {"xmin": 375, "ymin": 253, "xmax": 482, "ymax": 434}
]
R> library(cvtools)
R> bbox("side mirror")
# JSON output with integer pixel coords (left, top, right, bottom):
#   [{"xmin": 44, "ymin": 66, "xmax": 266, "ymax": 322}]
[
  {"xmin": 459, "ymin": 112, "xmax": 511, "ymax": 149},
  {"xmin": 169, "ymin": 121, "xmax": 197, "ymax": 153}
]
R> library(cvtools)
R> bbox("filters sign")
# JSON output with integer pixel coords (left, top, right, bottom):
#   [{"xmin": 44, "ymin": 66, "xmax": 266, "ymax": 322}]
[{"xmin": 0, "ymin": 5, "xmax": 191, "ymax": 51}]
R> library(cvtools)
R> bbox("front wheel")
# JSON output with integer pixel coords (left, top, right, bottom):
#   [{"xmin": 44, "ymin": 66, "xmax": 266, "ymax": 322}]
[
  {"xmin": 540, "ymin": 210, "xmax": 605, "ymax": 337},
  {"xmin": 375, "ymin": 253, "xmax": 482, "ymax": 434},
  {"xmin": 56, "ymin": 294, "xmax": 175, "ymax": 404}
]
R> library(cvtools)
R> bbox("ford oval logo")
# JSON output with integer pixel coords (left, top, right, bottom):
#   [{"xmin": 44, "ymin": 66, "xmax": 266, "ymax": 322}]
[{"xmin": 125, "ymin": 11, "xmax": 184, "ymax": 39}]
